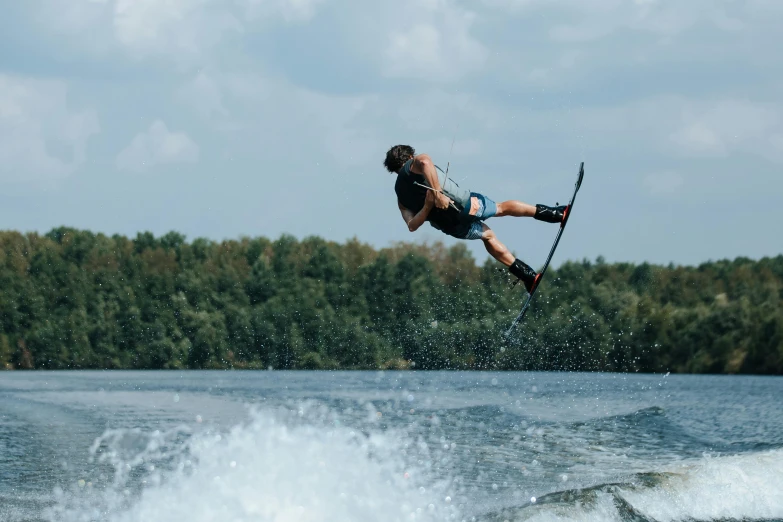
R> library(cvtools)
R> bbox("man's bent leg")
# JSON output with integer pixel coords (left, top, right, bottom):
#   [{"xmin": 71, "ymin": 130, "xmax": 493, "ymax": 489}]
[
  {"xmin": 479, "ymin": 224, "xmax": 514, "ymax": 266},
  {"xmin": 480, "ymin": 224, "xmax": 540, "ymax": 293}
]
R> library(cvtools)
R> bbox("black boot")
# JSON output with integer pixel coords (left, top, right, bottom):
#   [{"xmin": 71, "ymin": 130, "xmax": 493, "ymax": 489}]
[
  {"xmin": 508, "ymin": 258, "xmax": 541, "ymax": 294},
  {"xmin": 534, "ymin": 204, "xmax": 568, "ymax": 224}
]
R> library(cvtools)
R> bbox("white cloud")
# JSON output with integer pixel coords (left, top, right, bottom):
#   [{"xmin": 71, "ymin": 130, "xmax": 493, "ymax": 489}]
[
  {"xmin": 644, "ymin": 171, "xmax": 684, "ymax": 195},
  {"xmin": 0, "ymin": 74, "xmax": 100, "ymax": 186},
  {"xmin": 242, "ymin": 0, "xmax": 325, "ymax": 23},
  {"xmin": 485, "ymin": 0, "xmax": 756, "ymax": 41},
  {"xmin": 48, "ymin": 0, "xmax": 110, "ymax": 31},
  {"xmin": 32, "ymin": 0, "xmax": 327, "ymax": 67},
  {"xmin": 670, "ymin": 122, "xmax": 724, "ymax": 155},
  {"xmin": 183, "ymin": 72, "xmax": 498, "ymax": 171},
  {"xmin": 710, "ymin": 8, "xmax": 745, "ymax": 32},
  {"xmin": 526, "ymin": 49, "xmax": 586, "ymax": 83},
  {"xmin": 669, "ymin": 100, "xmax": 783, "ymax": 163},
  {"xmin": 198, "ymin": 71, "xmax": 380, "ymax": 166},
  {"xmin": 382, "ymin": 0, "xmax": 488, "ymax": 82},
  {"xmin": 112, "ymin": 0, "xmax": 242, "ymax": 64},
  {"xmin": 504, "ymin": 95, "xmax": 783, "ymax": 165},
  {"xmin": 116, "ymin": 120, "xmax": 199, "ymax": 173},
  {"xmin": 177, "ymin": 71, "xmax": 228, "ymax": 119}
]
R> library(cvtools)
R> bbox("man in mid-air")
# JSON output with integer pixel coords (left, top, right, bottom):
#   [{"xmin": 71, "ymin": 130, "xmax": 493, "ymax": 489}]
[{"xmin": 383, "ymin": 144, "xmax": 568, "ymax": 294}]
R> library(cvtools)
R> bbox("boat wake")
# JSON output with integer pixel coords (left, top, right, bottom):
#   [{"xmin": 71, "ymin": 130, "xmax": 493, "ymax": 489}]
[
  {"xmin": 488, "ymin": 448, "xmax": 783, "ymax": 522},
  {"xmin": 45, "ymin": 401, "xmax": 460, "ymax": 522},
  {"xmin": 42, "ymin": 401, "xmax": 783, "ymax": 522}
]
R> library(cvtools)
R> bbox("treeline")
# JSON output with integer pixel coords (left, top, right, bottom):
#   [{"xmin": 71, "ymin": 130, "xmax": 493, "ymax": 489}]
[{"xmin": 0, "ymin": 228, "xmax": 781, "ymax": 374}]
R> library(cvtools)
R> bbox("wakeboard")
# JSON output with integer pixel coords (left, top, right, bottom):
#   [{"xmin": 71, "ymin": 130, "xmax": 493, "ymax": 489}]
[{"xmin": 504, "ymin": 162, "xmax": 585, "ymax": 337}]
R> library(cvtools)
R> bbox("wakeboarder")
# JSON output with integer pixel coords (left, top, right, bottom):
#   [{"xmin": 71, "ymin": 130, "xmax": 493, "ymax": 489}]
[{"xmin": 383, "ymin": 144, "xmax": 568, "ymax": 294}]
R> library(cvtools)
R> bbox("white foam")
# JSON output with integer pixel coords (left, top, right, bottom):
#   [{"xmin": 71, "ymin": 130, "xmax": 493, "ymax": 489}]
[
  {"xmin": 510, "ymin": 493, "xmax": 624, "ymax": 522},
  {"xmin": 622, "ymin": 448, "xmax": 783, "ymax": 521},
  {"xmin": 47, "ymin": 403, "xmax": 462, "ymax": 522},
  {"xmin": 41, "ymin": 401, "xmax": 783, "ymax": 522},
  {"xmin": 507, "ymin": 448, "xmax": 783, "ymax": 522}
]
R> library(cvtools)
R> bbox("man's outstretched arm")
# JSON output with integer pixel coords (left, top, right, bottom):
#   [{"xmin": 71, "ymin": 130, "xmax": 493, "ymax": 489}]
[
  {"xmin": 399, "ymin": 196, "xmax": 433, "ymax": 232},
  {"xmin": 411, "ymin": 154, "xmax": 451, "ymax": 210}
]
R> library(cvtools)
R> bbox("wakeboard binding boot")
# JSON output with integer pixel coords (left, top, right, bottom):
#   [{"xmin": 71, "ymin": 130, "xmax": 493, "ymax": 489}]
[
  {"xmin": 534, "ymin": 203, "xmax": 569, "ymax": 224},
  {"xmin": 509, "ymin": 258, "xmax": 541, "ymax": 294}
]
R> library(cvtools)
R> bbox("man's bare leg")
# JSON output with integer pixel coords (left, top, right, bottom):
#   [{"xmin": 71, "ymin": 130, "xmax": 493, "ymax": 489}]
[
  {"xmin": 494, "ymin": 200, "xmax": 567, "ymax": 223},
  {"xmin": 480, "ymin": 224, "xmax": 540, "ymax": 292},
  {"xmin": 496, "ymin": 200, "xmax": 536, "ymax": 218},
  {"xmin": 480, "ymin": 224, "xmax": 515, "ymax": 266}
]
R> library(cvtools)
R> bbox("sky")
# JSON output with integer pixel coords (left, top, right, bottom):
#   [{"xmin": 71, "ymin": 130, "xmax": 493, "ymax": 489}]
[{"xmin": 0, "ymin": 0, "xmax": 781, "ymax": 268}]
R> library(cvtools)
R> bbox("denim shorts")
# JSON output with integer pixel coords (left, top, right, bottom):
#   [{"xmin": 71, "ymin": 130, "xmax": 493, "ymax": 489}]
[{"xmin": 439, "ymin": 192, "xmax": 498, "ymax": 240}]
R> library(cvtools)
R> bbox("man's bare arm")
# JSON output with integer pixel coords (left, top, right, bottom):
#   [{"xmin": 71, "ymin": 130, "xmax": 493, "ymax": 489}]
[
  {"xmin": 398, "ymin": 197, "xmax": 433, "ymax": 232},
  {"xmin": 411, "ymin": 154, "xmax": 451, "ymax": 210}
]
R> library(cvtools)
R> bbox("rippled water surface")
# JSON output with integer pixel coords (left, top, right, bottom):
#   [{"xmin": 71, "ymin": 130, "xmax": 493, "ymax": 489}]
[{"xmin": 1, "ymin": 371, "xmax": 782, "ymax": 521}]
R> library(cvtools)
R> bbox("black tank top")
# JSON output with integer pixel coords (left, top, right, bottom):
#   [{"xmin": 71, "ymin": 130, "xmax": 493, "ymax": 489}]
[{"xmin": 394, "ymin": 165, "xmax": 462, "ymax": 232}]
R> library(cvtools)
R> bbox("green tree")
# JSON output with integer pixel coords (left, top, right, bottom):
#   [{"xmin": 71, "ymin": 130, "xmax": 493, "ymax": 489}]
[{"xmin": 0, "ymin": 228, "xmax": 780, "ymax": 374}]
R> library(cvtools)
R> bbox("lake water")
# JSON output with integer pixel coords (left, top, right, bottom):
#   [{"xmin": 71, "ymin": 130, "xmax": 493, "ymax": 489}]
[{"xmin": 1, "ymin": 371, "xmax": 782, "ymax": 522}]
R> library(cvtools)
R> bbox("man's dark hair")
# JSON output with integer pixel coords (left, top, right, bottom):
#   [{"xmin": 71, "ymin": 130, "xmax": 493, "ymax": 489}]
[{"xmin": 383, "ymin": 145, "xmax": 415, "ymax": 173}]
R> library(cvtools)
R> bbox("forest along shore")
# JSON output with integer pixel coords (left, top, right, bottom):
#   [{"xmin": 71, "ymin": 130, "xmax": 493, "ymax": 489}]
[{"xmin": 0, "ymin": 228, "xmax": 781, "ymax": 374}]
